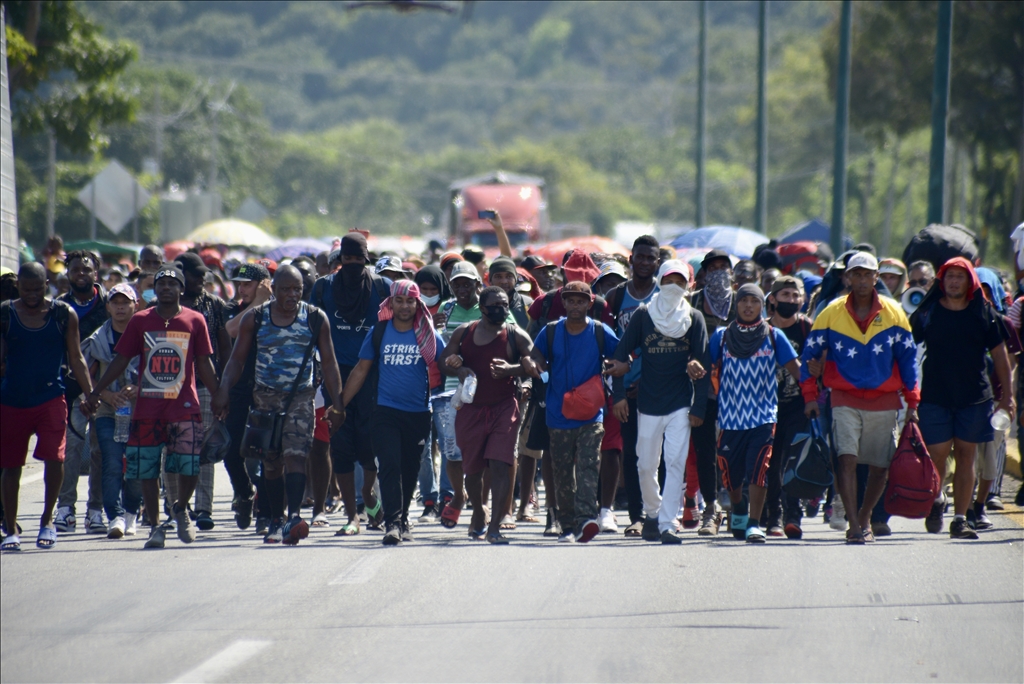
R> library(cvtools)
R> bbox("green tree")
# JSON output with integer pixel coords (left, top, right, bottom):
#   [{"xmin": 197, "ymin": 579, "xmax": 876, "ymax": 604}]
[{"xmin": 6, "ymin": 0, "xmax": 137, "ymax": 153}]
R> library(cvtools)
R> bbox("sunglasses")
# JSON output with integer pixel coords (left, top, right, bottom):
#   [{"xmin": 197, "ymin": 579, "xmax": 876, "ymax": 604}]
[{"xmin": 907, "ymin": 278, "xmax": 932, "ymax": 288}]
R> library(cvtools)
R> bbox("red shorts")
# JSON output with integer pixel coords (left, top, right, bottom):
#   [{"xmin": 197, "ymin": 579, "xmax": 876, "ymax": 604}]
[
  {"xmin": 314, "ymin": 406, "xmax": 330, "ymax": 443},
  {"xmin": 455, "ymin": 396, "xmax": 520, "ymax": 476},
  {"xmin": 601, "ymin": 398, "xmax": 623, "ymax": 451},
  {"xmin": 0, "ymin": 396, "xmax": 68, "ymax": 468}
]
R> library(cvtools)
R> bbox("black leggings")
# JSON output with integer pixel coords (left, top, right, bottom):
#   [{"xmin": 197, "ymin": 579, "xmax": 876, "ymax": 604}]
[
  {"xmin": 691, "ymin": 399, "xmax": 719, "ymax": 505},
  {"xmin": 372, "ymin": 406, "xmax": 432, "ymax": 528}
]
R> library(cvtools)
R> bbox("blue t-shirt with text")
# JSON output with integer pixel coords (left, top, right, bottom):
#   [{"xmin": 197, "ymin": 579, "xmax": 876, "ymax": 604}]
[
  {"xmin": 709, "ymin": 326, "xmax": 797, "ymax": 430},
  {"xmin": 359, "ymin": 322, "xmax": 444, "ymax": 413}
]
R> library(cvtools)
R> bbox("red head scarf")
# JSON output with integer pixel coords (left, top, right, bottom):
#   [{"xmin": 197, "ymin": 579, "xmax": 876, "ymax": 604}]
[
  {"xmin": 377, "ymin": 280, "xmax": 436, "ymax": 365},
  {"xmin": 937, "ymin": 256, "xmax": 984, "ymax": 301}
]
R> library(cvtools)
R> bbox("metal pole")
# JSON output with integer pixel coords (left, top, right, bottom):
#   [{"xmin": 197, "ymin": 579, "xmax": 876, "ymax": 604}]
[
  {"xmin": 695, "ymin": 0, "xmax": 708, "ymax": 228},
  {"xmin": 132, "ymin": 179, "xmax": 139, "ymax": 243},
  {"xmin": 89, "ymin": 180, "xmax": 96, "ymax": 239},
  {"xmin": 830, "ymin": 0, "xmax": 853, "ymax": 257},
  {"xmin": 755, "ymin": 0, "xmax": 768, "ymax": 235},
  {"xmin": 926, "ymin": 0, "xmax": 953, "ymax": 225},
  {"xmin": 46, "ymin": 129, "xmax": 56, "ymax": 238}
]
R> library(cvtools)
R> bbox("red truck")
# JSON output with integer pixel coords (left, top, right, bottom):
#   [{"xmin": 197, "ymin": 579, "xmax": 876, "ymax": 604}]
[{"xmin": 446, "ymin": 171, "xmax": 548, "ymax": 251}]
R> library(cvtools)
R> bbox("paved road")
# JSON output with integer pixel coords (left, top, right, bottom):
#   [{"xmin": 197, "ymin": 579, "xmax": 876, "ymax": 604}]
[{"xmin": 2, "ymin": 460, "xmax": 1022, "ymax": 683}]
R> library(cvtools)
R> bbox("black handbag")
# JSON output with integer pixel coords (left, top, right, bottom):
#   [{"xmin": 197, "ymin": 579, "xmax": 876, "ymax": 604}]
[{"xmin": 241, "ymin": 306, "xmax": 321, "ymax": 461}]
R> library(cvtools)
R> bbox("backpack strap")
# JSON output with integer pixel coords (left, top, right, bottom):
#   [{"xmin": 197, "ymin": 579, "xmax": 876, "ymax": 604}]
[
  {"xmin": 545, "ymin": 321, "xmax": 557, "ymax": 364},
  {"xmin": 505, "ymin": 322, "xmax": 520, "ymax": 364},
  {"xmin": 52, "ymin": 300, "xmax": 70, "ymax": 337},
  {"xmin": 594, "ymin": 320, "xmax": 605, "ymax": 357},
  {"xmin": 540, "ymin": 293, "xmax": 554, "ymax": 327},
  {"xmin": 609, "ymin": 282, "xmax": 626, "ymax": 318},
  {"xmin": 372, "ymin": 275, "xmax": 390, "ymax": 301},
  {"xmin": 371, "ymin": 318, "xmax": 388, "ymax": 359},
  {"xmin": 0, "ymin": 300, "xmax": 9, "ymax": 338}
]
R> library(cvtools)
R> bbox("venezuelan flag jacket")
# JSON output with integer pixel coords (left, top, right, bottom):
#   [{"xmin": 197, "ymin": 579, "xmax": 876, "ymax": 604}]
[{"xmin": 800, "ymin": 291, "xmax": 920, "ymax": 410}]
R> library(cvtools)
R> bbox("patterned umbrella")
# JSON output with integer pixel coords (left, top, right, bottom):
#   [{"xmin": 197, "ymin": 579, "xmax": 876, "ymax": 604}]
[{"xmin": 668, "ymin": 225, "xmax": 768, "ymax": 259}]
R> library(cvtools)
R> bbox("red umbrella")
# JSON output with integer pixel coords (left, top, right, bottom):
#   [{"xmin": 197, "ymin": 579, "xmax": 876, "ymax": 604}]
[{"xmin": 526, "ymin": 237, "xmax": 630, "ymax": 265}]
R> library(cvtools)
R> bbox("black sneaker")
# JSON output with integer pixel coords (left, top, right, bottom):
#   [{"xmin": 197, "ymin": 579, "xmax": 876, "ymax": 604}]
[
  {"xmin": 805, "ymin": 498, "xmax": 821, "ymax": 518},
  {"xmin": 783, "ymin": 520, "xmax": 803, "ymax": 539},
  {"xmin": 255, "ymin": 517, "xmax": 271, "ymax": 536},
  {"xmin": 985, "ymin": 493, "xmax": 1004, "ymax": 511},
  {"xmin": 382, "ymin": 524, "xmax": 402, "ymax": 546},
  {"xmin": 641, "ymin": 517, "xmax": 661, "ymax": 542},
  {"xmin": 949, "ymin": 518, "xmax": 978, "ymax": 540},
  {"xmin": 925, "ymin": 498, "xmax": 944, "ymax": 534},
  {"xmin": 234, "ymin": 497, "xmax": 254, "ymax": 530},
  {"xmin": 969, "ymin": 506, "xmax": 994, "ymax": 531},
  {"xmin": 543, "ymin": 509, "xmax": 562, "ymax": 537},
  {"xmin": 400, "ymin": 520, "xmax": 414, "ymax": 542},
  {"xmin": 196, "ymin": 511, "xmax": 215, "ymax": 531},
  {"xmin": 659, "ymin": 528, "xmax": 682, "ymax": 544},
  {"xmin": 1016, "ymin": 485, "xmax": 1024, "ymax": 507}
]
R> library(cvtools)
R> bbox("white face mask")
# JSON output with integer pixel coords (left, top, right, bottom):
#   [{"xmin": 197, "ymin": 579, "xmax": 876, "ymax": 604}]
[
  {"xmin": 658, "ymin": 283, "xmax": 687, "ymax": 307},
  {"xmin": 420, "ymin": 293, "xmax": 440, "ymax": 307}
]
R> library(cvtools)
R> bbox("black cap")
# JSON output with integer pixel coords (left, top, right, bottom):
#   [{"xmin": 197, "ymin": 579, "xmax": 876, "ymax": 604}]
[
  {"xmin": 175, "ymin": 252, "xmax": 209, "ymax": 275},
  {"xmin": 153, "ymin": 263, "xmax": 185, "ymax": 287},
  {"xmin": 231, "ymin": 263, "xmax": 271, "ymax": 282},
  {"xmin": 701, "ymin": 249, "xmax": 732, "ymax": 269},
  {"xmin": 521, "ymin": 255, "xmax": 555, "ymax": 271},
  {"xmin": 488, "ymin": 256, "xmax": 518, "ymax": 277}
]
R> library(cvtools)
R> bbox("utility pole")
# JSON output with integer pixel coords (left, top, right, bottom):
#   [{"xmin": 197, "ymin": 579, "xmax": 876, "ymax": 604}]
[
  {"xmin": 46, "ymin": 129, "xmax": 56, "ymax": 238},
  {"xmin": 695, "ymin": 0, "xmax": 708, "ymax": 228},
  {"xmin": 926, "ymin": 0, "xmax": 953, "ymax": 225},
  {"xmin": 830, "ymin": 0, "xmax": 853, "ymax": 257},
  {"xmin": 754, "ymin": 0, "xmax": 768, "ymax": 235}
]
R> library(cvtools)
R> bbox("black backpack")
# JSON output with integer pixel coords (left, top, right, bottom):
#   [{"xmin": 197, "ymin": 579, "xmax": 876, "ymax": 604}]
[{"xmin": 782, "ymin": 418, "xmax": 833, "ymax": 499}]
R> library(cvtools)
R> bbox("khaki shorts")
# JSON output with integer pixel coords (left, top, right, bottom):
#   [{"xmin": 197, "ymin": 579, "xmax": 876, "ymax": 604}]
[
  {"xmin": 831, "ymin": 406, "xmax": 898, "ymax": 468},
  {"xmin": 517, "ymin": 398, "xmax": 542, "ymax": 459},
  {"xmin": 976, "ymin": 429, "xmax": 1005, "ymax": 481}
]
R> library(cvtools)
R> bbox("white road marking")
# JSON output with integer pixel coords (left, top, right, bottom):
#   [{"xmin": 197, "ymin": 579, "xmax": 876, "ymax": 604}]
[
  {"xmin": 170, "ymin": 639, "xmax": 270, "ymax": 683},
  {"xmin": 329, "ymin": 554, "xmax": 385, "ymax": 585},
  {"xmin": 20, "ymin": 472, "xmax": 45, "ymax": 485}
]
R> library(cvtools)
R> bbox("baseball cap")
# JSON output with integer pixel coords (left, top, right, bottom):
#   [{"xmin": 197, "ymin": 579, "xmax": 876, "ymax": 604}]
[
  {"xmin": 561, "ymin": 280, "xmax": 593, "ymax": 299},
  {"xmin": 439, "ymin": 252, "xmax": 464, "ymax": 270},
  {"xmin": 175, "ymin": 252, "xmax": 209, "ymax": 275},
  {"xmin": 846, "ymin": 251, "xmax": 879, "ymax": 272},
  {"xmin": 878, "ymin": 258, "xmax": 907, "ymax": 276},
  {"xmin": 701, "ymin": 249, "xmax": 732, "ymax": 270},
  {"xmin": 448, "ymin": 260, "xmax": 481, "ymax": 282},
  {"xmin": 521, "ymin": 255, "xmax": 556, "ymax": 271},
  {"xmin": 770, "ymin": 275, "xmax": 804, "ymax": 297},
  {"xmin": 231, "ymin": 263, "xmax": 271, "ymax": 282},
  {"xmin": 488, "ymin": 256, "xmax": 518, "ymax": 278},
  {"xmin": 594, "ymin": 260, "xmax": 629, "ymax": 285},
  {"xmin": 153, "ymin": 263, "xmax": 185, "ymax": 287},
  {"xmin": 657, "ymin": 259, "xmax": 691, "ymax": 283},
  {"xmin": 107, "ymin": 282, "xmax": 139, "ymax": 303}
]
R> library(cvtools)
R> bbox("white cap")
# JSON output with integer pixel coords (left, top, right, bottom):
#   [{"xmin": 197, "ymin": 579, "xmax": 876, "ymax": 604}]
[{"xmin": 846, "ymin": 251, "xmax": 879, "ymax": 272}]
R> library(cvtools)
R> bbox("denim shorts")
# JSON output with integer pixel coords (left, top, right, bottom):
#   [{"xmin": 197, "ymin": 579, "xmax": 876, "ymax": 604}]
[{"xmin": 918, "ymin": 401, "xmax": 994, "ymax": 445}]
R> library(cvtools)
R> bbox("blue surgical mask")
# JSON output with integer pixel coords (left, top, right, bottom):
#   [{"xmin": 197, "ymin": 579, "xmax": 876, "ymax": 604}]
[
  {"xmin": 142, "ymin": 288, "xmax": 156, "ymax": 303},
  {"xmin": 421, "ymin": 294, "xmax": 440, "ymax": 307}
]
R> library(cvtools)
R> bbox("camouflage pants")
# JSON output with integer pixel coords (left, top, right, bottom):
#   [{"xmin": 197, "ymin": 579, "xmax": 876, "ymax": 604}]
[
  {"xmin": 549, "ymin": 423, "xmax": 604, "ymax": 534},
  {"xmin": 252, "ymin": 385, "xmax": 316, "ymax": 478}
]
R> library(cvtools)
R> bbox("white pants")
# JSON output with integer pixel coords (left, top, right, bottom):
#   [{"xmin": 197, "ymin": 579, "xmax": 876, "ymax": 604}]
[{"xmin": 637, "ymin": 407, "xmax": 692, "ymax": 533}]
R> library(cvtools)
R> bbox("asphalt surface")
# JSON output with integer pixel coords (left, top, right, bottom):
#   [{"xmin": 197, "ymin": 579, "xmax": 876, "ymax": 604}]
[{"xmin": 1, "ymin": 460, "xmax": 1022, "ymax": 683}]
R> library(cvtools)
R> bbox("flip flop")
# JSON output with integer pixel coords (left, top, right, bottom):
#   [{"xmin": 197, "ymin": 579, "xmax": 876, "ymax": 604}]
[
  {"xmin": 36, "ymin": 526, "xmax": 57, "ymax": 549},
  {"xmin": 334, "ymin": 522, "xmax": 360, "ymax": 537},
  {"xmin": 440, "ymin": 504, "xmax": 461, "ymax": 529},
  {"xmin": 516, "ymin": 512, "xmax": 540, "ymax": 523},
  {"xmin": 325, "ymin": 497, "xmax": 341, "ymax": 514},
  {"xmin": 1, "ymin": 535, "xmax": 21, "ymax": 552},
  {"xmin": 364, "ymin": 498, "xmax": 384, "ymax": 530},
  {"xmin": 624, "ymin": 521, "xmax": 643, "ymax": 537},
  {"xmin": 845, "ymin": 529, "xmax": 866, "ymax": 545},
  {"xmin": 861, "ymin": 527, "xmax": 876, "ymax": 543},
  {"xmin": 311, "ymin": 513, "xmax": 330, "ymax": 528},
  {"xmin": 499, "ymin": 515, "xmax": 516, "ymax": 530},
  {"xmin": 468, "ymin": 527, "xmax": 487, "ymax": 541},
  {"xmin": 486, "ymin": 532, "xmax": 510, "ymax": 545}
]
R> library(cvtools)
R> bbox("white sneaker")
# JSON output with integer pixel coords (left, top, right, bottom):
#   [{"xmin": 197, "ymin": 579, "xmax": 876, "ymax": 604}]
[
  {"xmin": 54, "ymin": 506, "xmax": 76, "ymax": 533},
  {"xmin": 829, "ymin": 497, "xmax": 847, "ymax": 531},
  {"xmin": 598, "ymin": 507, "xmax": 619, "ymax": 533},
  {"xmin": 124, "ymin": 512, "xmax": 138, "ymax": 536},
  {"xmin": 107, "ymin": 516, "xmax": 125, "ymax": 539},
  {"xmin": 557, "ymin": 531, "xmax": 576, "ymax": 543},
  {"xmin": 86, "ymin": 509, "xmax": 106, "ymax": 534}
]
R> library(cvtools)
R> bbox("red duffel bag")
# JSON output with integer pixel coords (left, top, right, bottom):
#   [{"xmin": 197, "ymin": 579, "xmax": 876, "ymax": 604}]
[{"xmin": 883, "ymin": 421, "xmax": 941, "ymax": 518}]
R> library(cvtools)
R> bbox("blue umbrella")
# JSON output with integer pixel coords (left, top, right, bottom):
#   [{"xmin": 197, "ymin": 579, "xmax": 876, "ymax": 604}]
[
  {"xmin": 264, "ymin": 237, "xmax": 331, "ymax": 262},
  {"xmin": 668, "ymin": 225, "xmax": 769, "ymax": 259}
]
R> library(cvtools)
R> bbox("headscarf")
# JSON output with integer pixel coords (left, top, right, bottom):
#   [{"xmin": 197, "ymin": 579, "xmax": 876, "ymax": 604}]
[
  {"xmin": 704, "ymin": 268, "xmax": 733, "ymax": 321},
  {"xmin": 936, "ymin": 256, "xmax": 983, "ymax": 300},
  {"xmin": 562, "ymin": 250, "xmax": 601, "ymax": 284},
  {"xmin": 976, "ymin": 266, "xmax": 1007, "ymax": 313},
  {"xmin": 413, "ymin": 264, "xmax": 452, "ymax": 302},
  {"xmin": 724, "ymin": 283, "xmax": 769, "ymax": 359},
  {"xmin": 878, "ymin": 258, "xmax": 908, "ymax": 295},
  {"xmin": 647, "ymin": 260, "xmax": 693, "ymax": 338},
  {"xmin": 377, "ymin": 280, "xmax": 437, "ymax": 365},
  {"xmin": 333, "ymin": 233, "xmax": 374, "ymax": 325}
]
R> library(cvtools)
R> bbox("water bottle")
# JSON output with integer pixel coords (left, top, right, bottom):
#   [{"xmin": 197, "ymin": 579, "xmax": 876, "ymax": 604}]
[
  {"xmin": 462, "ymin": 374, "xmax": 477, "ymax": 404},
  {"xmin": 451, "ymin": 386, "xmax": 464, "ymax": 411},
  {"xmin": 990, "ymin": 408, "xmax": 1010, "ymax": 432},
  {"xmin": 114, "ymin": 404, "xmax": 132, "ymax": 443}
]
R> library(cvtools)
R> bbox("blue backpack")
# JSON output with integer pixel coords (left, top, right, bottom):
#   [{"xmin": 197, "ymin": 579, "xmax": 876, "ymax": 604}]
[{"xmin": 782, "ymin": 418, "xmax": 833, "ymax": 499}]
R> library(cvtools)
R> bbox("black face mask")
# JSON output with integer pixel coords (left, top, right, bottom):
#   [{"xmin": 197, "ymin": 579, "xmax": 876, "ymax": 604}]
[
  {"xmin": 774, "ymin": 301, "xmax": 800, "ymax": 318},
  {"xmin": 340, "ymin": 262, "xmax": 365, "ymax": 286},
  {"xmin": 482, "ymin": 305, "xmax": 508, "ymax": 324}
]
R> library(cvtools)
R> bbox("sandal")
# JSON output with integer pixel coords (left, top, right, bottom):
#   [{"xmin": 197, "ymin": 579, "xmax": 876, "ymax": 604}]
[
  {"xmin": 334, "ymin": 521, "xmax": 360, "ymax": 537},
  {"xmin": 624, "ymin": 521, "xmax": 643, "ymax": 537},
  {"xmin": 325, "ymin": 497, "xmax": 341, "ymax": 514},
  {"xmin": 499, "ymin": 514, "xmax": 516, "ymax": 530},
  {"xmin": 364, "ymin": 498, "xmax": 384, "ymax": 530},
  {"xmin": 845, "ymin": 528, "xmax": 866, "ymax": 545},
  {"xmin": 311, "ymin": 513, "xmax": 330, "ymax": 528},
  {"xmin": 440, "ymin": 504, "xmax": 461, "ymax": 529},
  {"xmin": 468, "ymin": 527, "xmax": 487, "ymax": 541},
  {"xmin": 516, "ymin": 511, "xmax": 540, "ymax": 524},
  {"xmin": 1, "ymin": 534, "xmax": 21, "ymax": 552},
  {"xmin": 861, "ymin": 527, "xmax": 876, "ymax": 543},
  {"xmin": 486, "ymin": 532, "xmax": 510, "ymax": 545},
  {"xmin": 36, "ymin": 526, "xmax": 57, "ymax": 549}
]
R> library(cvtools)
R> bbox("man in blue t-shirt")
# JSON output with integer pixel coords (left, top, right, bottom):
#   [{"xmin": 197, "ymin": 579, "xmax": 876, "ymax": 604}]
[
  {"xmin": 341, "ymin": 280, "xmax": 444, "ymax": 546},
  {"xmin": 310, "ymin": 232, "xmax": 390, "ymax": 535},
  {"xmin": 531, "ymin": 281, "xmax": 620, "ymax": 543},
  {"xmin": 697, "ymin": 283, "xmax": 800, "ymax": 543}
]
